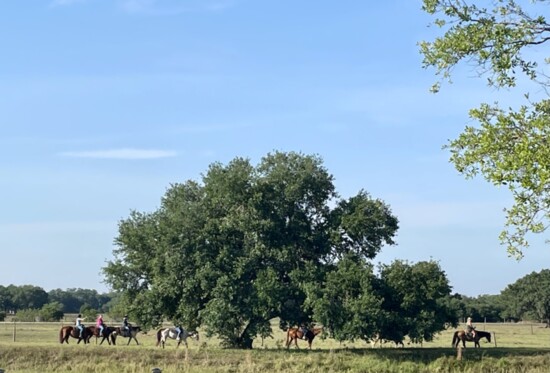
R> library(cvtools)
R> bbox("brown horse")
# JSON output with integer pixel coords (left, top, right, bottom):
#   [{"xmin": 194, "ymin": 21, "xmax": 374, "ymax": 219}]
[
  {"xmin": 286, "ymin": 327, "xmax": 323, "ymax": 349},
  {"xmin": 111, "ymin": 326, "xmax": 142, "ymax": 345},
  {"xmin": 59, "ymin": 325, "xmax": 91, "ymax": 344},
  {"xmin": 86, "ymin": 325, "xmax": 115, "ymax": 345},
  {"xmin": 452, "ymin": 330, "xmax": 491, "ymax": 348}
]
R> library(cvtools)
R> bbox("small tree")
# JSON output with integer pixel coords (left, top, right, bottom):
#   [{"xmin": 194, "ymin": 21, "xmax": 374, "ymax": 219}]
[
  {"xmin": 14, "ymin": 309, "xmax": 40, "ymax": 322},
  {"xmin": 378, "ymin": 260, "xmax": 457, "ymax": 344},
  {"xmin": 40, "ymin": 302, "xmax": 64, "ymax": 322}
]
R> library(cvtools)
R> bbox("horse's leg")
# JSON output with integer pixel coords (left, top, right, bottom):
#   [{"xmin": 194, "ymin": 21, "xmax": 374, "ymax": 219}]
[{"xmin": 286, "ymin": 329, "xmax": 292, "ymax": 348}]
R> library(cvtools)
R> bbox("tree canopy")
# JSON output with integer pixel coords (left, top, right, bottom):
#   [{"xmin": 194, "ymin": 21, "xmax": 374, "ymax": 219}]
[
  {"xmin": 104, "ymin": 151, "xmax": 410, "ymax": 348},
  {"xmin": 420, "ymin": 0, "xmax": 550, "ymax": 259}
]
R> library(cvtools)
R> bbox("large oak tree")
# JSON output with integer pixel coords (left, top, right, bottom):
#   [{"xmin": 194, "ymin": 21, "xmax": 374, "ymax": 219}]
[{"xmin": 103, "ymin": 151, "xmax": 399, "ymax": 348}]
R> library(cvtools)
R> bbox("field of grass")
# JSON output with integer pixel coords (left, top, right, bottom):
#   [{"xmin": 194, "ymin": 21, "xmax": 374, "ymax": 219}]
[{"xmin": 1, "ymin": 321, "xmax": 550, "ymax": 372}]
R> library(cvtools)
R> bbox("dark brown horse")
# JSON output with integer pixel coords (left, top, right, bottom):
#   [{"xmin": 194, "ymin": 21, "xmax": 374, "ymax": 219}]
[
  {"xmin": 111, "ymin": 326, "xmax": 142, "ymax": 345},
  {"xmin": 452, "ymin": 330, "xmax": 491, "ymax": 348},
  {"xmin": 59, "ymin": 325, "xmax": 91, "ymax": 344},
  {"xmin": 86, "ymin": 325, "xmax": 115, "ymax": 345},
  {"xmin": 286, "ymin": 327, "xmax": 323, "ymax": 349}
]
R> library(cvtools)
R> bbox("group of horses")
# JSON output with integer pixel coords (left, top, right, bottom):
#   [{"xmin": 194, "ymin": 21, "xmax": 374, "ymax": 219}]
[
  {"xmin": 59, "ymin": 324, "xmax": 321, "ymax": 349},
  {"xmin": 59, "ymin": 325, "xmax": 199, "ymax": 348},
  {"xmin": 59, "ymin": 323, "xmax": 490, "ymax": 349},
  {"xmin": 59, "ymin": 325, "xmax": 142, "ymax": 346},
  {"xmin": 286, "ymin": 327, "xmax": 491, "ymax": 349}
]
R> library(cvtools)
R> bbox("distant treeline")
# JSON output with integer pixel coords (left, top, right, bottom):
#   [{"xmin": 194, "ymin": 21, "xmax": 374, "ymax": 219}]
[
  {"xmin": 0, "ymin": 284, "xmax": 121, "ymax": 322},
  {"xmin": 2, "ymin": 275, "xmax": 548, "ymax": 326},
  {"xmin": 0, "ymin": 284, "xmax": 516, "ymax": 324}
]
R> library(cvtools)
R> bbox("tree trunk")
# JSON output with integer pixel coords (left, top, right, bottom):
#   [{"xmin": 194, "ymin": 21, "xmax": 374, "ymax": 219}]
[{"xmin": 230, "ymin": 318, "xmax": 259, "ymax": 349}]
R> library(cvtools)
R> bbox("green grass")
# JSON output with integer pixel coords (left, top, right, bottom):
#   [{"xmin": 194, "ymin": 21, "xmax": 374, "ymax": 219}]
[{"xmin": 1, "ymin": 322, "xmax": 550, "ymax": 372}]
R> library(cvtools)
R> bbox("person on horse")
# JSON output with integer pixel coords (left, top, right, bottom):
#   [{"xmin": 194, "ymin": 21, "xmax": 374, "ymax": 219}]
[
  {"xmin": 96, "ymin": 314, "xmax": 105, "ymax": 337},
  {"xmin": 174, "ymin": 324, "xmax": 183, "ymax": 341},
  {"xmin": 75, "ymin": 314, "xmax": 86, "ymax": 338},
  {"xmin": 300, "ymin": 324, "xmax": 309, "ymax": 340},
  {"xmin": 122, "ymin": 315, "xmax": 131, "ymax": 336},
  {"xmin": 465, "ymin": 317, "xmax": 476, "ymax": 339}
]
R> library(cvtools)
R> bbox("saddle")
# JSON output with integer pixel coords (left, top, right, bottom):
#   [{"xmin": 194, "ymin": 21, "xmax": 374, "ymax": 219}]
[
  {"xmin": 121, "ymin": 326, "xmax": 131, "ymax": 337},
  {"xmin": 74, "ymin": 325, "xmax": 85, "ymax": 337}
]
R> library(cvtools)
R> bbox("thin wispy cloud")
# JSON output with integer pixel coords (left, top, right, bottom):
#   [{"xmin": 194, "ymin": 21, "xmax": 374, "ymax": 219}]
[
  {"xmin": 170, "ymin": 123, "xmax": 251, "ymax": 134},
  {"xmin": 118, "ymin": 0, "xmax": 235, "ymax": 15},
  {"xmin": 49, "ymin": 0, "xmax": 87, "ymax": 7},
  {"xmin": 60, "ymin": 148, "xmax": 177, "ymax": 160},
  {"xmin": 48, "ymin": 0, "xmax": 235, "ymax": 13}
]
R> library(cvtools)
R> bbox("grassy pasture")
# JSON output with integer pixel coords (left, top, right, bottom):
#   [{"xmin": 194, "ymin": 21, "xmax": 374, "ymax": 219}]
[{"xmin": 1, "ymin": 322, "xmax": 550, "ymax": 372}]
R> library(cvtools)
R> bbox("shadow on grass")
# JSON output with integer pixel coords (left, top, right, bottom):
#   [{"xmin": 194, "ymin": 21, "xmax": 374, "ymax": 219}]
[{"xmin": 283, "ymin": 346, "xmax": 550, "ymax": 363}]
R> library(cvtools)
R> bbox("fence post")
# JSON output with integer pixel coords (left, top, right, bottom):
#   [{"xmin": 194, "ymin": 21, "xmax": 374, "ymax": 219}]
[
  {"xmin": 456, "ymin": 346, "xmax": 463, "ymax": 360},
  {"xmin": 12, "ymin": 320, "xmax": 16, "ymax": 342},
  {"xmin": 493, "ymin": 332, "xmax": 497, "ymax": 347}
]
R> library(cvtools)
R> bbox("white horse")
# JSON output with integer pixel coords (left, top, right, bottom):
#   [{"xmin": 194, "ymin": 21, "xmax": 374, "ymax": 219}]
[{"xmin": 156, "ymin": 327, "xmax": 199, "ymax": 349}]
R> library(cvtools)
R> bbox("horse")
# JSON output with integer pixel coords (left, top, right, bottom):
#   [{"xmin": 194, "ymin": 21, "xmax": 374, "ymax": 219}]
[
  {"xmin": 452, "ymin": 330, "xmax": 492, "ymax": 348},
  {"xmin": 286, "ymin": 327, "xmax": 323, "ymax": 349},
  {"xmin": 111, "ymin": 325, "xmax": 142, "ymax": 345},
  {"xmin": 156, "ymin": 327, "xmax": 199, "ymax": 349},
  {"xmin": 59, "ymin": 325, "xmax": 91, "ymax": 344},
  {"xmin": 86, "ymin": 325, "xmax": 115, "ymax": 345}
]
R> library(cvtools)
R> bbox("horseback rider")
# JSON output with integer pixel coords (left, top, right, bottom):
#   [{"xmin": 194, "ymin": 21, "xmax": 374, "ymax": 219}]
[
  {"xmin": 122, "ymin": 315, "xmax": 131, "ymax": 337},
  {"xmin": 465, "ymin": 317, "xmax": 476, "ymax": 339},
  {"xmin": 75, "ymin": 314, "xmax": 86, "ymax": 338},
  {"xmin": 96, "ymin": 314, "xmax": 105, "ymax": 337},
  {"xmin": 300, "ymin": 324, "xmax": 309, "ymax": 340},
  {"xmin": 175, "ymin": 324, "xmax": 183, "ymax": 341}
]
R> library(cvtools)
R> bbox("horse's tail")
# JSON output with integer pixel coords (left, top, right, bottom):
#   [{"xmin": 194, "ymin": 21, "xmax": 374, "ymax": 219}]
[
  {"xmin": 110, "ymin": 330, "xmax": 117, "ymax": 346},
  {"xmin": 59, "ymin": 327, "xmax": 65, "ymax": 343},
  {"xmin": 451, "ymin": 331, "xmax": 458, "ymax": 347},
  {"xmin": 156, "ymin": 328, "xmax": 162, "ymax": 347}
]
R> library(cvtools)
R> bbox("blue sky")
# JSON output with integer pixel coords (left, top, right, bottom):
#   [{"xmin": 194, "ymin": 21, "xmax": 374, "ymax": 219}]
[{"xmin": 1, "ymin": 0, "xmax": 548, "ymax": 296}]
